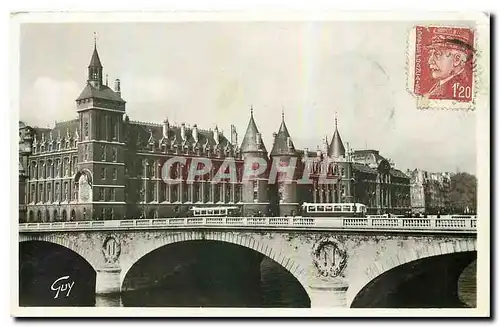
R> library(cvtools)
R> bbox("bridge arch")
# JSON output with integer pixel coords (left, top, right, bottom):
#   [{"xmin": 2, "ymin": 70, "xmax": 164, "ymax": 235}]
[
  {"xmin": 347, "ymin": 238, "xmax": 477, "ymax": 307},
  {"xmin": 19, "ymin": 234, "xmax": 100, "ymax": 271},
  {"xmin": 120, "ymin": 231, "xmax": 308, "ymax": 291}
]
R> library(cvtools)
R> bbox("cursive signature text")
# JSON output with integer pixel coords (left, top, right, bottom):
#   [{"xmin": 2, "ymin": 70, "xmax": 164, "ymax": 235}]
[{"xmin": 50, "ymin": 276, "xmax": 75, "ymax": 299}]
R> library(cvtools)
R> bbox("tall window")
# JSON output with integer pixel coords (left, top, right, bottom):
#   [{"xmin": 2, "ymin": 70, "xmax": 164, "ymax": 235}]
[
  {"xmin": 253, "ymin": 180, "xmax": 258, "ymax": 203},
  {"xmin": 112, "ymin": 118, "xmax": 117, "ymax": 140},
  {"xmin": 47, "ymin": 184, "xmax": 52, "ymax": 202},
  {"xmin": 101, "ymin": 168, "xmax": 107, "ymax": 180},
  {"xmin": 55, "ymin": 183, "xmax": 60, "ymax": 201},
  {"xmin": 84, "ymin": 145, "xmax": 88, "ymax": 161},
  {"xmin": 112, "ymin": 168, "xmax": 117, "ymax": 180},
  {"xmin": 64, "ymin": 182, "xmax": 68, "ymax": 201},
  {"xmin": 102, "ymin": 145, "xmax": 107, "ymax": 161},
  {"xmin": 110, "ymin": 188, "xmax": 115, "ymax": 201},
  {"xmin": 84, "ymin": 121, "xmax": 89, "ymax": 138},
  {"xmin": 99, "ymin": 188, "xmax": 104, "ymax": 201},
  {"xmin": 278, "ymin": 182, "xmax": 284, "ymax": 203},
  {"xmin": 112, "ymin": 148, "xmax": 117, "ymax": 162}
]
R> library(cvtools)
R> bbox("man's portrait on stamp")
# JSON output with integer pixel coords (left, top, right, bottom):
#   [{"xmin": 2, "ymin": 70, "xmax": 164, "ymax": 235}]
[{"xmin": 413, "ymin": 26, "xmax": 475, "ymax": 102}]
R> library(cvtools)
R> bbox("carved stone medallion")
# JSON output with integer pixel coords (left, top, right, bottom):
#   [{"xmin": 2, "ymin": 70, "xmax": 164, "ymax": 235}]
[
  {"xmin": 102, "ymin": 235, "xmax": 121, "ymax": 264},
  {"xmin": 312, "ymin": 237, "xmax": 347, "ymax": 278}
]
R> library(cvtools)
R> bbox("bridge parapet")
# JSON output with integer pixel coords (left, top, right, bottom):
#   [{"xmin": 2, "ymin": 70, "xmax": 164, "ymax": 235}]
[{"xmin": 19, "ymin": 216, "xmax": 477, "ymax": 233}]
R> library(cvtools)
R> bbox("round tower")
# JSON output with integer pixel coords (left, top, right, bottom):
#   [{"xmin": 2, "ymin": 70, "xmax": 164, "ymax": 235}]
[
  {"xmin": 239, "ymin": 107, "xmax": 270, "ymax": 217},
  {"xmin": 269, "ymin": 111, "xmax": 299, "ymax": 216}
]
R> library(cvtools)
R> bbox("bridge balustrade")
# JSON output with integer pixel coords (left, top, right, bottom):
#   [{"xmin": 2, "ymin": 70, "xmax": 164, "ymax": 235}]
[
  {"xmin": 247, "ymin": 217, "xmax": 267, "ymax": 225},
  {"xmin": 342, "ymin": 218, "xmax": 369, "ymax": 227},
  {"xmin": 402, "ymin": 219, "xmax": 431, "ymax": 228},
  {"xmin": 269, "ymin": 217, "xmax": 290, "ymax": 225},
  {"xmin": 435, "ymin": 219, "xmax": 467, "ymax": 229},
  {"xmin": 18, "ymin": 216, "xmax": 477, "ymax": 233},
  {"xmin": 371, "ymin": 219, "xmax": 401, "ymax": 227},
  {"xmin": 292, "ymin": 218, "xmax": 315, "ymax": 226}
]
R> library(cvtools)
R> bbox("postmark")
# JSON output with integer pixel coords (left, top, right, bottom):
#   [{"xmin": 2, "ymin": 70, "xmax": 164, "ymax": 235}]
[{"xmin": 407, "ymin": 25, "xmax": 476, "ymax": 110}]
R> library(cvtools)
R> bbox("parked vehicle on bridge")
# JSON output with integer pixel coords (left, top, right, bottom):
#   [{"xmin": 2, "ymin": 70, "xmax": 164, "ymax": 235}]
[
  {"xmin": 301, "ymin": 202, "xmax": 367, "ymax": 217},
  {"xmin": 190, "ymin": 206, "xmax": 241, "ymax": 217}
]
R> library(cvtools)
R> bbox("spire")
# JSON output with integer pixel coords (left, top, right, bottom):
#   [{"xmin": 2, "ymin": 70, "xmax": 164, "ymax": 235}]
[
  {"xmin": 240, "ymin": 107, "xmax": 267, "ymax": 153},
  {"xmin": 89, "ymin": 33, "xmax": 102, "ymax": 68},
  {"xmin": 271, "ymin": 110, "xmax": 297, "ymax": 156},
  {"xmin": 328, "ymin": 115, "xmax": 346, "ymax": 158},
  {"xmin": 87, "ymin": 33, "xmax": 103, "ymax": 88}
]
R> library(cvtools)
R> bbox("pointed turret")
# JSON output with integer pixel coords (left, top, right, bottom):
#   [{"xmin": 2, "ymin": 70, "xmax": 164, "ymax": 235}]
[
  {"xmin": 240, "ymin": 106, "xmax": 267, "ymax": 153},
  {"xmin": 88, "ymin": 34, "xmax": 103, "ymax": 88},
  {"xmin": 270, "ymin": 110, "xmax": 297, "ymax": 156},
  {"xmin": 76, "ymin": 35, "xmax": 125, "ymax": 106},
  {"xmin": 328, "ymin": 115, "xmax": 345, "ymax": 158}
]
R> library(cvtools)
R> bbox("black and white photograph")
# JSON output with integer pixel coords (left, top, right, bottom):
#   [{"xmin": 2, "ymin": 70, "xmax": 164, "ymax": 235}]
[{"xmin": 12, "ymin": 11, "xmax": 490, "ymax": 317}]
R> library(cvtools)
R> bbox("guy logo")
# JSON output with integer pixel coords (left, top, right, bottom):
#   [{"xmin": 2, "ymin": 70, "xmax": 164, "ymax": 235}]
[{"xmin": 50, "ymin": 275, "xmax": 75, "ymax": 299}]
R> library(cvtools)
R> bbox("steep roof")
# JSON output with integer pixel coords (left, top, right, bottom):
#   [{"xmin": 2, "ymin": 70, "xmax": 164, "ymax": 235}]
[
  {"xmin": 89, "ymin": 46, "xmax": 102, "ymax": 68},
  {"xmin": 351, "ymin": 149, "xmax": 387, "ymax": 167},
  {"xmin": 390, "ymin": 168, "xmax": 409, "ymax": 179},
  {"xmin": 352, "ymin": 162, "xmax": 378, "ymax": 175},
  {"xmin": 240, "ymin": 109, "xmax": 267, "ymax": 153},
  {"xmin": 128, "ymin": 121, "xmax": 234, "ymax": 153},
  {"xmin": 76, "ymin": 83, "xmax": 125, "ymax": 103},
  {"xmin": 270, "ymin": 113, "xmax": 297, "ymax": 157},
  {"xmin": 328, "ymin": 119, "xmax": 346, "ymax": 157},
  {"xmin": 30, "ymin": 119, "xmax": 79, "ymax": 144}
]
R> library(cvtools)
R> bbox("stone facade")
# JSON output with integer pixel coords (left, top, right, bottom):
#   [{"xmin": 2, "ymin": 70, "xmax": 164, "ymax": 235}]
[
  {"xmin": 407, "ymin": 169, "xmax": 452, "ymax": 214},
  {"xmin": 18, "ymin": 43, "xmax": 411, "ymax": 222}
]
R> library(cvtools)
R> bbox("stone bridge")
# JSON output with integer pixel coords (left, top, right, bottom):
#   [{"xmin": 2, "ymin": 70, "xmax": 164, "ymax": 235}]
[{"xmin": 19, "ymin": 216, "xmax": 477, "ymax": 308}]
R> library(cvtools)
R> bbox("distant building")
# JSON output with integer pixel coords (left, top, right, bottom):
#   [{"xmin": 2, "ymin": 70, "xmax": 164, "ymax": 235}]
[
  {"xmin": 407, "ymin": 169, "xmax": 451, "ymax": 214},
  {"xmin": 18, "ymin": 41, "xmax": 411, "ymax": 222}
]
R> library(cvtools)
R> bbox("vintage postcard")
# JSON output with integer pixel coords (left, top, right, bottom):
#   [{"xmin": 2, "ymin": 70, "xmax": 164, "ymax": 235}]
[{"xmin": 11, "ymin": 11, "xmax": 490, "ymax": 317}]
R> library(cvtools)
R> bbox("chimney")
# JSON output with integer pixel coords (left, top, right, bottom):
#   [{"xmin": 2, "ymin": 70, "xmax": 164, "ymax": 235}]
[
  {"xmin": 114, "ymin": 79, "xmax": 121, "ymax": 97},
  {"xmin": 162, "ymin": 118, "xmax": 169, "ymax": 139},
  {"xmin": 213, "ymin": 125, "xmax": 219, "ymax": 145},
  {"xmin": 193, "ymin": 124, "xmax": 198, "ymax": 143},
  {"xmin": 231, "ymin": 125, "xmax": 238, "ymax": 146},
  {"xmin": 181, "ymin": 123, "xmax": 186, "ymax": 141},
  {"xmin": 323, "ymin": 136, "xmax": 329, "ymax": 157}
]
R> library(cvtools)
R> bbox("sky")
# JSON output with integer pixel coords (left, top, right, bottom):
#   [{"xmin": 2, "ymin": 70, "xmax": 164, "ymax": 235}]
[{"xmin": 19, "ymin": 21, "xmax": 477, "ymax": 174}]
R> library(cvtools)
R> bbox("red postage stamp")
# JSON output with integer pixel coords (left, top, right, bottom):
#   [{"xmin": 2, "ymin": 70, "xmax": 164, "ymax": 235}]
[{"xmin": 409, "ymin": 25, "xmax": 476, "ymax": 109}]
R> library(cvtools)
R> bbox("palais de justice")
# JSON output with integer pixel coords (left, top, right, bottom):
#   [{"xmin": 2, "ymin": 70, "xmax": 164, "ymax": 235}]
[{"xmin": 18, "ymin": 43, "xmax": 412, "ymax": 222}]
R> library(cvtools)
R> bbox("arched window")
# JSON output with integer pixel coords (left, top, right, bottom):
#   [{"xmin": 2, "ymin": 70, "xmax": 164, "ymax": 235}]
[
  {"xmin": 36, "ymin": 211, "xmax": 41, "ymax": 222},
  {"xmin": 45, "ymin": 209, "xmax": 50, "ymax": 222},
  {"xmin": 70, "ymin": 209, "xmax": 76, "ymax": 221},
  {"xmin": 53, "ymin": 209, "xmax": 58, "ymax": 222},
  {"xmin": 62, "ymin": 210, "xmax": 67, "ymax": 221},
  {"xmin": 28, "ymin": 211, "xmax": 34, "ymax": 223},
  {"xmin": 83, "ymin": 208, "xmax": 87, "ymax": 220}
]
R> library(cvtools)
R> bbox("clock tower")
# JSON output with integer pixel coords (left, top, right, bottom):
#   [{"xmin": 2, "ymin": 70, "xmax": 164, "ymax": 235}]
[{"xmin": 74, "ymin": 39, "xmax": 126, "ymax": 220}]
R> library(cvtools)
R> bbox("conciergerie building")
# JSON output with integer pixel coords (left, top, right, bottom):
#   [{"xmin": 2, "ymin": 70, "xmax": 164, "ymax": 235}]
[{"xmin": 18, "ymin": 43, "xmax": 411, "ymax": 222}]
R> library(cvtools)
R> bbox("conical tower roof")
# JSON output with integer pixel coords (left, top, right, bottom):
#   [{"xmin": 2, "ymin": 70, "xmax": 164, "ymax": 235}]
[
  {"xmin": 240, "ymin": 107, "xmax": 267, "ymax": 153},
  {"xmin": 89, "ymin": 40, "xmax": 102, "ymax": 68},
  {"xmin": 270, "ymin": 111, "xmax": 297, "ymax": 156},
  {"xmin": 328, "ymin": 116, "xmax": 345, "ymax": 157}
]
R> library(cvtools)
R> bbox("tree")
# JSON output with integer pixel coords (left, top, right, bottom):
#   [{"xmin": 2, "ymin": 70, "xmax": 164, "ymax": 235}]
[{"xmin": 448, "ymin": 172, "xmax": 477, "ymax": 214}]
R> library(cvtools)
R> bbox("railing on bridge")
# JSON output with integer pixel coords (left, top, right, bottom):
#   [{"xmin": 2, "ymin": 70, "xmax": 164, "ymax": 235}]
[{"xmin": 19, "ymin": 216, "xmax": 477, "ymax": 233}]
